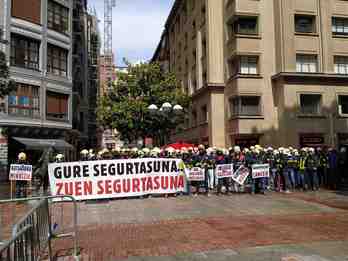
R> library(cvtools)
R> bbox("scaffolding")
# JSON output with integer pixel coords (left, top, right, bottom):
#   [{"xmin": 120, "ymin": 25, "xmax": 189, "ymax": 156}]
[{"xmin": 104, "ymin": 0, "xmax": 116, "ymax": 93}]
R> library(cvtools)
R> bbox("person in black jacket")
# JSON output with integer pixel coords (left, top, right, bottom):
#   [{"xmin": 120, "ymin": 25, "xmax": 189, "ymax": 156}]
[{"xmin": 15, "ymin": 152, "xmax": 29, "ymax": 198}]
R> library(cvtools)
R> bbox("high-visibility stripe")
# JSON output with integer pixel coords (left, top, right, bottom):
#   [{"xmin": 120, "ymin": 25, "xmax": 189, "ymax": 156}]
[{"xmin": 299, "ymin": 158, "xmax": 306, "ymax": 170}]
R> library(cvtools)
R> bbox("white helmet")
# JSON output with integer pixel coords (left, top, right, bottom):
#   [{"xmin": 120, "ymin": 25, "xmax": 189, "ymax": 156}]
[
  {"xmin": 55, "ymin": 154, "xmax": 64, "ymax": 160},
  {"xmin": 18, "ymin": 152, "xmax": 27, "ymax": 161},
  {"xmin": 234, "ymin": 146, "xmax": 241, "ymax": 153}
]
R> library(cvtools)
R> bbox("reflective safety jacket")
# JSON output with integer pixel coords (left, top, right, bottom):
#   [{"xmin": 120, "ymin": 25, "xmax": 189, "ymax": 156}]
[
  {"xmin": 298, "ymin": 156, "xmax": 307, "ymax": 171},
  {"xmin": 319, "ymin": 154, "xmax": 328, "ymax": 168}
]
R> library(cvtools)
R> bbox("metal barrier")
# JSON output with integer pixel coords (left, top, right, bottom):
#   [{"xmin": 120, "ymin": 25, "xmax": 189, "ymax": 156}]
[
  {"xmin": 0, "ymin": 225, "xmax": 33, "ymax": 261},
  {"xmin": 0, "ymin": 196, "xmax": 79, "ymax": 261}
]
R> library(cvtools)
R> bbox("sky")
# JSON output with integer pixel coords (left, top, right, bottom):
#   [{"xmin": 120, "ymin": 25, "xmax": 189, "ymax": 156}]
[{"xmin": 88, "ymin": 0, "xmax": 175, "ymax": 66}]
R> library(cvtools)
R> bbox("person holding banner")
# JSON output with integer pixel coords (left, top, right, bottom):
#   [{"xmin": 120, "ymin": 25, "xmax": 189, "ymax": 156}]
[
  {"xmin": 250, "ymin": 147, "xmax": 267, "ymax": 194},
  {"xmin": 15, "ymin": 152, "xmax": 30, "ymax": 198},
  {"xmin": 231, "ymin": 146, "xmax": 245, "ymax": 193},
  {"xmin": 182, "ymin": 149, "xmax": 193, "ymax": 195},
  {"xmin": 192, "ymin": 145, "xmax": 210, "ymax": 196},
  {"xmin": 216, "ymin": 149, "xmax": 229, "ymax": 195}
]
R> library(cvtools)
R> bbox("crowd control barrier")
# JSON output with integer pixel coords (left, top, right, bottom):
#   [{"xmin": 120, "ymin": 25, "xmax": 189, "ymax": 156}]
[{"xmin": 0, "ymin": 196, "xmax": 79, "ymax": 261}]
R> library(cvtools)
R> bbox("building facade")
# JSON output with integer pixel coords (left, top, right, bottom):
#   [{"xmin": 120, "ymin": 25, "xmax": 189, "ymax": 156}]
[
  {"xmin": 153, "ymin": 0, "xmax": 225, "ymax": 147},
  {"xmin": 70, "ymin": 0, "xmax": 100, "ymax": 153},
  {"xmin": 153, "ymin": 0, "xmax": 348, "ymax": 149},
  {"xmin": 86, "ymin": 8, "xmax": 100, "ymax": 149},
  {"xmin": 0, "ymin": 0, "xmax": 73, "ymax": 180}
]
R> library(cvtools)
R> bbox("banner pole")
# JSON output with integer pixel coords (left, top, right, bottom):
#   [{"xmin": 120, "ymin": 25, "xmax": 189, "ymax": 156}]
[{"xmin": 10, "ymin": 180, "xmax": 13, "ymax": 199}]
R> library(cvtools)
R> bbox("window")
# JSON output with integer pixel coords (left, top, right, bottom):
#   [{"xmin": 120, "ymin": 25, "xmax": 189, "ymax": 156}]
[
  {"xmin": 201, "ymin": 105, "xmax": 208, "ymax": 123},
  {"xmin": 239, "ymin": 56, "xmax": 258, "ymax": 75},
  {"xmin": 234, "ymin": 17, "xmax": 258, "ymax": 35},
  {"xmin": 11, "ymin": 0, "xmax": 41, "ymax": 25},
  {"xmin": 201, "ymin": 4, "xmax": 206, "ymax": 24},
  {"xmin": 79, "ymin": 112, "xmax": 84, "ymax": 132},
  {"xmin": 203, "ymin": 72, "xmax": 207, "ymax": 86},
  {"xmin": 202, "ymin": 39, "xmax": 207, "ymax": 57},
  {"xmin": 190, "ymin": 0, "xmax": 195, "ymax": 10},
  {"xmin": 334, "ymin": 56, "xmax": 348, "ymax": 74},
  {"xmin": 46, "ymin": 91, "xmax": 69, "ymax": 121},
  {"xmin": 230, "ymin": 96, "xmax": 261, "ymax": 116},
  {"xmin": 296, "ymin": 54, "xmax": 317, "ymax": 73},
  {"xmin": 48, "ymin": 0, "xmax": 69, "ymax": 34},
  {"xmin": 192, "ymin": 110, "xmax": 197, "ymax": 127},
  {"xmin": 338, "ymin": 95, "xmax": 348, "ymax": 115},
  {"xmin": 10, "ymin": 34, "xmax": 40, "ymax": 70},
  {"xmin": 47, "ymin": 44, "xmax": 68, "ymax": 77},
  {"xmin": 300, "ymin": 94, "xmax": 322, "ymax": 115},
  {"xmin": 192, "ymin": 20, "xmax": 196, "ymax": 38},
  {"xmin": 295, "ymin": 15, "xmax": 316, "ymax": 33},
  {"xmin": 8, "ymin": 83, "xmax": 40, "ymax": 118},
  {"xmin": 332, "ymin": 17, "xmax": 348, "ymax": 36}
]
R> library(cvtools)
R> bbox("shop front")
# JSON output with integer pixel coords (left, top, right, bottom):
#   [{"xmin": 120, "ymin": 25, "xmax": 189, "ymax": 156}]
[{"xmin": 0, "ymin": 126, "xmax": 74, "ymax": 181}]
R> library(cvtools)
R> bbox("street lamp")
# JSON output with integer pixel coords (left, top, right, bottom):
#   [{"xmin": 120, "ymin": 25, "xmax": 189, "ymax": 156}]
[
  {"xmin": 161, "ymin": 102, "xmax": 172, "ymax": 112},
  {"xmin": 148, "ymin": 103, "xmax": 183, "ymax": 114},
  {"xmin": 147, "ymin": 102, "xmax": 184, "ymax": 145},
  {"xmin": 173, "ymin": 104, "xmax": 183, "ymax": 112},
  {"xmin": 147, "ymin": 104, "xmax": 158, "ymax": 112}
]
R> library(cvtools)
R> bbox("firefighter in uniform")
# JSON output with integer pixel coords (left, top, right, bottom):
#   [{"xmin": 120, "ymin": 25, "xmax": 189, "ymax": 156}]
[
  {"xmin": 16, "ymin": 152, "xmax": 29, "ymax": 198},
  {"xmin": 216, "ymin": 149, "xmax": 228, "ymax": 195},
  {"xmin": 305, "ymin": 148, "xmax": 319, "ymax": 191}
]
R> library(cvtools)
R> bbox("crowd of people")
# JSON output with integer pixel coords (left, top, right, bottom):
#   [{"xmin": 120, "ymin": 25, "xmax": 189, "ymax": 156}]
[
  {"xmin": 13, "ymin": 144, "xmax": 347, "ymax": 198},
  {"xmin": 72, "ymin": 144, "xmax": 347, "ymax": 196}
]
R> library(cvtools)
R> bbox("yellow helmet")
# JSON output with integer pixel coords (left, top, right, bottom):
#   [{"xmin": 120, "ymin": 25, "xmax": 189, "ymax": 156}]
[{"xmin": 18, "ymin": 152, "xmax": 27, "ymax": 161}]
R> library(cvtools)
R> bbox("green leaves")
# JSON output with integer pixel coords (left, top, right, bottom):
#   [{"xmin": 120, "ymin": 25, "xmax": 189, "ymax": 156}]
[
  {"xmin": 97, "ymin": 62, "xmax": 190, "ymax": 145},
  {"xmin": 0, "ymin": 51, "xmax": 16, "ymax": 98}
]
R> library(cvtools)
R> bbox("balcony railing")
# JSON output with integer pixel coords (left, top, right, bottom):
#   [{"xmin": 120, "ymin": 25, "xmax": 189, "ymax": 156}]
[
  {"xmin": 8, "ymin": 106, "xmax": 40, "ymax": 118},
  {"xmin": 46, "ymin": 112, "xmax": 68, "ymax": 122}
]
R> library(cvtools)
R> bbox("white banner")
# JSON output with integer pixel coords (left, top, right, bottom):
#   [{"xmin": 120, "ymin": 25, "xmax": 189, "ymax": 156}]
[
  {"xmin": 48, "ymin": 158, "xmax": 187, "ymax": 201},
  {"xmin": 252, "ymin": 164, "xmax": 270, "ymax": 179},
  {"xmin": 215, "ymin": 164, "xmax": 234, "ymax": 179},
  {"xmin": 9, "ymin": 164, "xmax": 32, "ymax": 181},
  {"xmin": 187, "ymin": 167, "xmax": 205, "ymax": 181},
  {"xmin": 232, "ymin": 165, "xmax": 249, "ymax": 185}
]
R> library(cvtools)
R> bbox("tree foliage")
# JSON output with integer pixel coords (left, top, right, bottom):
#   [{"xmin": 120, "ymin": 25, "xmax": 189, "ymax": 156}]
[
  {"xmin": 97, "ymin": 61, "xmax": 190, "ymax": 145},
  {"xmin": 0, "ymin": 51, "xmax": 16, "ymax": 98}
]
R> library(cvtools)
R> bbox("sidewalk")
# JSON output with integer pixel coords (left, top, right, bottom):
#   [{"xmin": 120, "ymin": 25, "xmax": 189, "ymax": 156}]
[
  {"xmin": 48, "ymin": 191, "xmax": 348, "ymax": 261},
  {"xmin": 0, "ymin": 182, "xmax": 11, "ymax": 199}
]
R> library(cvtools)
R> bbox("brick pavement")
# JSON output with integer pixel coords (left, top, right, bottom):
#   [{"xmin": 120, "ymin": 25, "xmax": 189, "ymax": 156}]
[{"xmin": 46, "ymin": 192, "xmax": 348, "ymax": 261}]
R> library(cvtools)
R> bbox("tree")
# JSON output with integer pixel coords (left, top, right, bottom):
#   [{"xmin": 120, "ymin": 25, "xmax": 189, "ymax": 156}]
[
  {"xmin": 0, "ymin": 51, "xmax": 16, "ymax": 98},
  {"xmin": 97, "ymin": 61, "xmax": 190, "ymax": 146}
]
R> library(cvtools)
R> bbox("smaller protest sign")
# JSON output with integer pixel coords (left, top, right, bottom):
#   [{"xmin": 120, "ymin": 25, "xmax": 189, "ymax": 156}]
[
  {"xmin": 251, "ymin": 164, "xmax": 270, "ymax": 179},
  {"xmin": 9, "ymin": 164, "xmax": 33, "ymax": 181},
  {"xmin": 187, "ymin": 167, "xmax": 205, "ymax": 181},
  {"xmin": 215, "ymin": 164, "xmax": 234, "ymax": 179},
  {"xmin": 232, "ymin": 165, "xmax": 250, "ymax": 185}
]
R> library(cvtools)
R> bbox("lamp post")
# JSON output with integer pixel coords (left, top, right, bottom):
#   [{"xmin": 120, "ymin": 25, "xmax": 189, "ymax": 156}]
[{"xmin": 147, "ymin": 102, "xmax": 183, "ymax": 145}]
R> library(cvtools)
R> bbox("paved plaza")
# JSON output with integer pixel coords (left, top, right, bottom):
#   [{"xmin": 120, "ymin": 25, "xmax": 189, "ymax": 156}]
[{"xmin": 38, "ymin": 190, "xmax": 348, "ymax": 261}]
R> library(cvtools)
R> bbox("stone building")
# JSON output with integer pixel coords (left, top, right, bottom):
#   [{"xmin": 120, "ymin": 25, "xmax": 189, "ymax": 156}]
[
  {"xmin": 0, "ymin": 0, "xmax": 74, "ymax": 181},
  {"xmin": 153, "ymin": 0, "xmax": 348, "ymax": 149}
]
